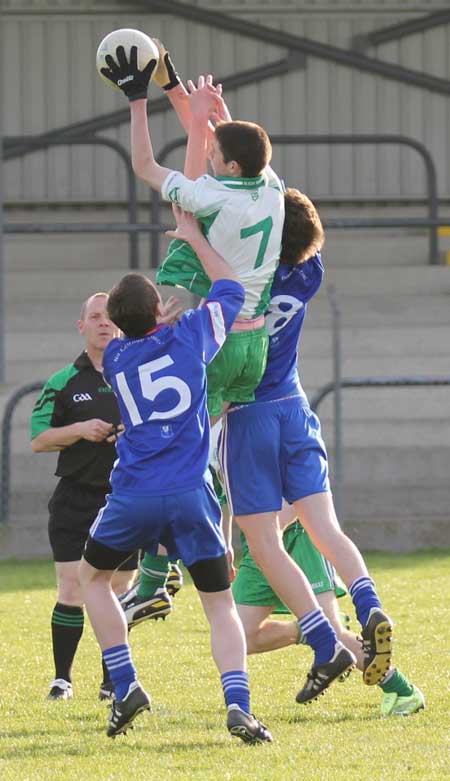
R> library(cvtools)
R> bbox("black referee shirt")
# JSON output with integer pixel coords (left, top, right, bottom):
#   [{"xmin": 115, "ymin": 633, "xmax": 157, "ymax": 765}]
[{"xmin": 30, "ymin": 351, "xmax": 121, "ymax": 487}]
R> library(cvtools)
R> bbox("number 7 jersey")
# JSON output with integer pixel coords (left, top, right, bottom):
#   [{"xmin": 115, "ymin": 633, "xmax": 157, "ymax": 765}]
[
  {"xmin": 160, "ymin": 169, "xmax": 285, "ymax": 318},
  {"xmin": 102, "ymin": 279, "xmax": 244, "ymax": 495}
]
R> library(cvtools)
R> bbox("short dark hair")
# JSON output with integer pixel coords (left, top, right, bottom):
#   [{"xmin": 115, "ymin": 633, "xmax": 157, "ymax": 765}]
[
  {"xmin": 107, "ymin": 273, "xmax": 160, "ymax": 337},
  {"xmin": 281, "ymin": 189, "xmax": 325, "ymax": 266},
  {"xmin": 214, "ymin": 121, "xmax": 272, "ymax": 178}
]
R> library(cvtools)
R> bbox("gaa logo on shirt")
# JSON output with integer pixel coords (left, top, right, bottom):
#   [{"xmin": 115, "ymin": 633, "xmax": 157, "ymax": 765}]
[{"xmin": 73, "ymin": 393, "xmax": 93, "ymax": 402}]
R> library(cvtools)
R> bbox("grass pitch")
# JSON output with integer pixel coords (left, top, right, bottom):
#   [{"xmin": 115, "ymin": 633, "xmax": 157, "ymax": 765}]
[{"xmin": 0, "ymin": 551, "xmax": 449, "ymax": 781}]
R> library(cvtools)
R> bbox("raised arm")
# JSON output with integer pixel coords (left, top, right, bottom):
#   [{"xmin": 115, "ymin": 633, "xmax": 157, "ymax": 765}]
[
  {"xmin": 166, "ymin": 205, "xmax": 237, "ymax": 283},
  {"xmin": 151, "ymin": 40, "xmax": 192, "ymax": 134},
  {"xmin": 184, "ymin": 76, "xmax": 220, "ymax": 179},
  {"xmin": 100, "ymin": 45, "xmax": 172, "ymax": 191},
  {"xmin": 129, "ymin": 98, "xmax": 172, "ymax": 190},
  {"xmin": 151, "ymin": 40, "xmax": 232, "ymax": 179}
]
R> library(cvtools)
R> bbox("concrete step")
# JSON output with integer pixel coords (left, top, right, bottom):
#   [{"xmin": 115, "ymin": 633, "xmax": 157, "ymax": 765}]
[
  {"xmin": 323, "ymin": 231, "xmax": 427, "ymax": 267},
  {"xmin": 5, "ymin": 323, "xmax": 445, "ymax": 363},
  {"xmin": 341, "ymin": 484, "xmax": 450, "ymax": 523},
  {"xmin": 4, "ymin": 289, "xmax": 450, "ymax": 332},
  {"xmin": 4, "ymin": 268, "xmax": 193, "ymax": 303},
  {"xmin": 4, "ymin": 263, "xmax": 450, "ymax": 305},
  {"xmin": 316, "ymin": 387, "xmax": 450, "ymax": 420},
  {"xmin": 303, "ymin": 352, "xmax": 448, "ymax": 386},
  {"xmin": 3, "ymin": 328, "xmax": 446, "ymax": 379},
  {"xmin": 4, "ymin": 286, "xmax": 195, "ymax": 332},
  {"xmin": 5, "ymin": 268, "xmax": 132, "ymax": 303},
  {"xmin": 340, "ymin": 512, "xmax": 450, "ymax": 553},
  {"xmin": 0, "ymin": 519, "xmax": 50, "ymax": 559},
  {"xmin": 320, "ymin": 419, "xmax": 450, "ymax": 448},
  {"xmin": 3, "ymin": 207, "xmax": 155, "ymax": 271},
  {"xmin": 8, "ymin": 454, "xmax": 57, "ymax": 490},
  {"xmin": 324, "ymin": 265, "xmax": 450, "ymax": 296},
  {"xmin": 332, "ymin": 446, "xmax": 449, "ymax": 484},
  {"xmin": 301, "ymin": 324, "xmax": 447, "ymax": 358},
  {"xmin": 4, "ymin": 234, "xmax": 131, "ymax": 271},
  {"xmin": 7, "ymin": 489, "xmax": 50, "ymax": 518},
  {"xmin": 305, "ymin": 294, "xmax": 450, "ymax": 327}
]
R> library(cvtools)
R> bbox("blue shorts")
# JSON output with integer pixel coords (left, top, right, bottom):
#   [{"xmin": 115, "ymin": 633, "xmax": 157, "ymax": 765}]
[
  {"xmin": 89, "ymin": 480, "xmax": 225, "ymax": 568},
  {"xmin": 220, "ymin": 396, "xmax": 330, "ymax": 515}
]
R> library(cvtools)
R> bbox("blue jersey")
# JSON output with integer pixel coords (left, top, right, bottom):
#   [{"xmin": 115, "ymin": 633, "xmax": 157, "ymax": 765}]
[
  {"xmin": 254, "ymin": 253, "xmax": 324, "ymax": 402},
  {"xmin": 103, "ymin": 279, "xmax": 244, "ymax": 495}
]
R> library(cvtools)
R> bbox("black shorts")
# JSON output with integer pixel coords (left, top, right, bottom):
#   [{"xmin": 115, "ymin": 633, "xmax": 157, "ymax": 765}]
[{"xmin": 48, "ymin": 477, "xmax": 139, "ymax": 570}]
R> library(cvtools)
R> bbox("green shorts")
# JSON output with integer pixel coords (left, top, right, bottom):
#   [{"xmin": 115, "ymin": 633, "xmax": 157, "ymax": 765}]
[
  {"xmin": 232, "ymin": 521, "xmax": 346, "ymax": 613},
  {"xmin": 207, "ymin": 328, "xmax": 268, "ymax": 417},
  {"xmin": 156, "ymin": 239, "xmax": 211, "ymax": 298}
]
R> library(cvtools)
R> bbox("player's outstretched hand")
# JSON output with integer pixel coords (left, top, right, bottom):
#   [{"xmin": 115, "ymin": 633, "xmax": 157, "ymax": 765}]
[
  {"xmin": 210, "ymin": 92, "xmax": 232, "ymax": 124},
  {"xmin": 187, "ymin": 75, "xmax": 222, "ymax": 118},
  {"xmin": 157, "ymin": 296, "xmax": 183, "ymax": 326},
  {"xmin": 100, "ymin": 45, "xmax": 157, "ymax": 101},
  {"xmin": 151, "ymin": 39, "xmax": 181, "ymax": 91},
  {"xmin": 166, "ymin": 204, "xmax": 203, "ymax": 245}
]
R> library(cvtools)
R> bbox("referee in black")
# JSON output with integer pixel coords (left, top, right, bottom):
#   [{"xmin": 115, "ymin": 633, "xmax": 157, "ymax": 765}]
[{"xmin": 31, "ymin": 292, "xmax": 138, "ymax": 701}]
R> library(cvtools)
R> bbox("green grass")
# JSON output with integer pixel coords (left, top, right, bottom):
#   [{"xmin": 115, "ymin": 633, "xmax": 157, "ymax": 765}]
[{"xmin": 1, "ymin": 551, "xmax": 449, "ymax": 780}]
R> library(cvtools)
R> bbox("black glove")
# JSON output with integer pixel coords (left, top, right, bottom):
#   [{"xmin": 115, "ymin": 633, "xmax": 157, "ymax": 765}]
[
  {"xmin": 101, "ymin": 45, "xmax": 157, "ymax": 101},
  {"xmin": 162, "ymin": 52, "xmax": 181, "ymax": 91},
  {"xmin": 151, "ymin": 39, "xmax": 181, "ymax": 91}
]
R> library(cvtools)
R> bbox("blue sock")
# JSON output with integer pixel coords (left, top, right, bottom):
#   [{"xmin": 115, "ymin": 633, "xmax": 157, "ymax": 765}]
[
  {"xmin": 298, "ymin": 608, "xmax": 337, "ymax": 665},
  {"xmin": 221, "ymin": 670, "xmax": 250, "ymax": 714},
  {"xmin": 349, "ymin": 577, "xmax": 382, "ymax": 627},
  {"xmin": 102, "ymin": 644, "xmax": 137, "ymax": 701}
]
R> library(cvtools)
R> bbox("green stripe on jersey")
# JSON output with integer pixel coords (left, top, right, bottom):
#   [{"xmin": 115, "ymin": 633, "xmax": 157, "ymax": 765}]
[
  {"xmin": 215, "ymin": 175, "xmax": 266, "ymax": 189},
  {"xmin": 30, "ymin": 362, "xmax": 79, "ymax": 439}
]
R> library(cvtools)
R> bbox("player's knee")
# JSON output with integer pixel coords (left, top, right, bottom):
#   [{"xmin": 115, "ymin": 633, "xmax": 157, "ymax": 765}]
[
  {"xmin": 188, "ymin": 554, "xmax": 230, "ymax": 592},
  {"xmin": 58, "ymin": 575, "xmax": 83, "ymax": 605},
  {"xmin": 248, "ymin": 534, "xmax": 285, "ymax": 570},
  {"xmin": 245, "ymin": 627, "xmax": 264, "ymax": 654},
  {"xmin": 112, "ymin": 570, "xmax": 135, "ymax": 595}
]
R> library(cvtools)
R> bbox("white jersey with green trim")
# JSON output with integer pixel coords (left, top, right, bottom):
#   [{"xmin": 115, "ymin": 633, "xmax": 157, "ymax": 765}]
[{"xmin": 161, "ymin": 169, "xmax": 285, "ymax": 319}]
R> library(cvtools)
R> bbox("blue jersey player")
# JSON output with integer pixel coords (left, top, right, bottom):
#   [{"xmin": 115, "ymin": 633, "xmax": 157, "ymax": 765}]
[
  {"xmin": 220, "ymin": 188, "xmax": 395, "ymax": 703},
  {"xmin": 79, "ymin": 224, "xmax": 272, "ymax": 744}
]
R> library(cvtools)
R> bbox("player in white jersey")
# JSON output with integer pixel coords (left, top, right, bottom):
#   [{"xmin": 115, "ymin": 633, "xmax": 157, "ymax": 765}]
[
  {"xmin": 99, "ymin": 45, "xmax": 284, "ymax": 632},
  {"xmin": 99, "ymin": 46, "xmax": 284, "ymax": 420}
]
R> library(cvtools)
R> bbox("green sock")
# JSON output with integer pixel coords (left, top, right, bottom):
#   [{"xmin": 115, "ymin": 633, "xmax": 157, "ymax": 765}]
[
  {"xmin": 378, "ymin": 668, "xmax": 414, "ymax": 697},
  {"xmin": 138, "ymin": 552, "xmax": 170, "ymax": 598}
]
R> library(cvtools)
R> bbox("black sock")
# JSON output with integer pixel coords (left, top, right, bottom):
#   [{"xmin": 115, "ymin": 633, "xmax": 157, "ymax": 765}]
[{"xmin": 51, "ymin": 602, "xmax": 84, "ymax": 682}]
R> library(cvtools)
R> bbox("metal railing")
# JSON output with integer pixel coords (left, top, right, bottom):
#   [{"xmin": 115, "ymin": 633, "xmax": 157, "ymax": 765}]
[
  {"xmin": 1, "ymin": 381, "xmax": 43, "ymax": 524},
  {"xmin": 353, "ymin": 10, "xmax": 450, "ymax": 51},
  {"xmin": 4, "ymin": 135, "xmax": 140, "ymax": 269},
  {"xmin": 150, "ymin": 133, "xmax": 440, "ymax": 266},
  {"xmin": 143, "ymin": 0, "xmax": 450, "ymax": 96}
]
